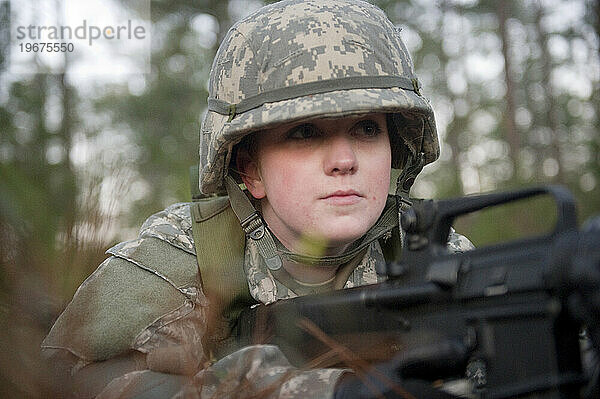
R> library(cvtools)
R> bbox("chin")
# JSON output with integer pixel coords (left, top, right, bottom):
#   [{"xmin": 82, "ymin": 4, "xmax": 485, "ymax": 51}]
[{"xmin": 321, "ymin": 227, "xmax": 369, "ymax": 247}]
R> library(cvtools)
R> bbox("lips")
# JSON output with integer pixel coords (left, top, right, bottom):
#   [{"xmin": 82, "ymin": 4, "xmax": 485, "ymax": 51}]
[
  {"xmin": 323, "ymin": 190, "xmax": 360, "ymax": 198},
  {"xmin": 321, "ymin": 190, "xmax": 362, "ymax": 205}
]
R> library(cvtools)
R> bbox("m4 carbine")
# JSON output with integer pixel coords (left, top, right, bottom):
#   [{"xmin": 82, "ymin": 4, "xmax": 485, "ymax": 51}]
[{"xmin": 235, "ymin": 186, "xmax": 600, "ymax": 399}]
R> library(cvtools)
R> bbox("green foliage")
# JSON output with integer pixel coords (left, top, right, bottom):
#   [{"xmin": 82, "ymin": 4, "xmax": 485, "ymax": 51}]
[
  {"xmin": 92, "ymin": 1, "xmax": 227, "ymax": 228},
  {"xmin": 0, "ymin": 1, "xmax": 598, "ymax": 394},
  {"xmin": 372, "ymin": 0, "xmax": 599, "ymax": 242},
  {"xmin": 453, "ymin": 194, "xmax": 558, "ymax": 247}
]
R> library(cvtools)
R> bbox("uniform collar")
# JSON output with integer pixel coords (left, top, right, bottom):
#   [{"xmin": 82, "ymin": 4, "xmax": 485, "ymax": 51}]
[{"xmin": 243, "ymin": 238, "xmax": 386, "ymax": 304}]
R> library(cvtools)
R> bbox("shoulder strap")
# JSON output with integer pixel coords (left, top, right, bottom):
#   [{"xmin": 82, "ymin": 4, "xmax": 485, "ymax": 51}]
[{"xmin": 189, "ymin": 196, "xmax": 257, "ymax": 358}]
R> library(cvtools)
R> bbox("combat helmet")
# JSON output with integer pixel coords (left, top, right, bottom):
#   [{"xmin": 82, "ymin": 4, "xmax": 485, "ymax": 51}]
[
  {"xmin": 199, "ymin": 0, "xmax": 439, "ymax": 197},
  {"xmin": 198, "ymin": 0, "xmax": 440, "ymax": 270}
]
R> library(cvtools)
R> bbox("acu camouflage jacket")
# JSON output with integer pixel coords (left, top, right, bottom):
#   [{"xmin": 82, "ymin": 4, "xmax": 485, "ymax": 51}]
[{"xmin": 42, "ymin": 200, "xmax": 474, "ymax": 399}]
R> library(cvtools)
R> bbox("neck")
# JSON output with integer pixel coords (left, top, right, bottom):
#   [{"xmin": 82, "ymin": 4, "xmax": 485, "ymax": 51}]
[
  {"xmin": 273, "ymin": 231, "xmax": 352, "ymax": 284},
  {"xmin": 281, "ymin": 258, "xmax": 340, "ymax": 284}
]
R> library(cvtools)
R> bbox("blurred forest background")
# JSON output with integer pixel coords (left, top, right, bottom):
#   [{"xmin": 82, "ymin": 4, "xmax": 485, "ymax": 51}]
[{"xmin": 0, "ymin": 0, "xmax": 598, "ymax": 396}]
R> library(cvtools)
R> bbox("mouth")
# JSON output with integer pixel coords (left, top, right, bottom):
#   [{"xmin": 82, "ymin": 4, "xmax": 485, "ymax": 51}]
[{"xmin": 321, "ymin": 190, "xmax": 363, "ymax": 205}]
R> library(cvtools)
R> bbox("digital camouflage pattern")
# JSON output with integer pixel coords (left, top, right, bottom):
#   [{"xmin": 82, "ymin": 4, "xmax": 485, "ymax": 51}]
[
  {"xmin": 245, "ymin": 238, "xmax": 384, "ymax": 304},
  {"xmin": 172, "ymin": 346, "xmax": 344, "ymax": 399},
  {"xmin": 44, "ymin": 201, "xmax": 473, "ymax": 398},
  {"xmin": 199, "ymin": 0, "xmax": 439, "ymax": 194},
  {"xmin": 42, "ymin": 1, "xmax": 474, "ymax": 396}
]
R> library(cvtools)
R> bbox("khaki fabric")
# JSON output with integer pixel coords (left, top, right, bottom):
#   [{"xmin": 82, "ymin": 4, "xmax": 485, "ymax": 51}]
[
  {"xmin": 41, "ymin": 237, "xmax": 200, "ymax": 363},
  {"xmin": 42, "ymin": 197, "xmax": 474, "ymax": 398}
]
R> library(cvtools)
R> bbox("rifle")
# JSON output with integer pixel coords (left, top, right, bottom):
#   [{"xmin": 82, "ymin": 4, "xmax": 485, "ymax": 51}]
[{"xmin": 234, "ymin": 185, "xmax": 600, "ymax": 398}]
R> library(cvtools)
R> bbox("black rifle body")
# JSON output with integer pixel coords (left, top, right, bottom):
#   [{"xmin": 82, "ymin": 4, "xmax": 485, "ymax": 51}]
[{"xmin": 235, "ymin": 186, "xmax": 599, "ymax": 399}]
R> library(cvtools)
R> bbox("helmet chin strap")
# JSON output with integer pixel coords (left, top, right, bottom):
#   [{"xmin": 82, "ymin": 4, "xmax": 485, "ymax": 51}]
[
  {"xmin": 224, "ymin": 175, "xmax": 283, "ymax": 271},
  {"xmin": 394, "ymin": 151, "xmax": 425, "ymax": 248},
  {"xmin": 395, "ymin": 151, "xmax": 425, "ymax": 210},
  {"xmin": 224, "ymin": 175, "xmax": 398, "ymax": 271}
]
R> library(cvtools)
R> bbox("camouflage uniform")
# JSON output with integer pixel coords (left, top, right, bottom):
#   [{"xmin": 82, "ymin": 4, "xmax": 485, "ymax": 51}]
[
  {"xmin": 43, "ymin": 0, "xmax": 475, "ymax": 397},
  {"xmin": 43, "ymin": 202, "xmax": 473, "ymax": 399}
]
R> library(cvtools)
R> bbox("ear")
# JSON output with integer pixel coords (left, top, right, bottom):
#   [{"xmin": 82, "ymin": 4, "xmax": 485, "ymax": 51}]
[{"xmin": 236, "ymin": 148, "xmax": 266, "ymax": 199}]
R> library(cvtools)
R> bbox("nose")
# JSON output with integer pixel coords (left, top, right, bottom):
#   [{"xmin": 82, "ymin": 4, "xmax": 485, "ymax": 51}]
[{"xmin": 323, "ymin": 134, "xmax": 357, "ymax": 176}]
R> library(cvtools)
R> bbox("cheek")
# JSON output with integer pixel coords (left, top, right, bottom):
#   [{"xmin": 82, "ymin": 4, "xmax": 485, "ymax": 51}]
[
  {"xmin": 260, "ymin": 167, "xmax": 319, "ymax": 232},
  {"xmin": 366, "ymin": 143, "xmax": 392, "ymax": 200},
  {"xmin": 259, "ymin": 153, "xmax": 311, "ymax": 206},
  {"xmin": 371, "ymin": 168, "xmax": 391, "ymax": 209}
]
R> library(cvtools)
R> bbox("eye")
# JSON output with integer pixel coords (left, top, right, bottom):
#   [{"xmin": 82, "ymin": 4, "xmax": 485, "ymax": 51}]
[
  {"xmin": 353, "ymin": 119, "xmax": 383, "ymax": 138},
  {"xmin": 286, "ymin": 123, "xmax": 321, "ymax": 140}
]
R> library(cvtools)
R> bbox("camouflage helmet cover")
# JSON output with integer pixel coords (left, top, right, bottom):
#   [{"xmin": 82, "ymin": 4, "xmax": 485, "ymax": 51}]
[{"xmin": 199, "ymin": 0, "xmax": 439, "ymax": 195}]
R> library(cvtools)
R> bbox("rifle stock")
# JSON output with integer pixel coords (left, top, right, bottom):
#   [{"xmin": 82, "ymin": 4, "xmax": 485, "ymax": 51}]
[{"xmin": 235, "ymin": 186, "xmax": 599, "ymax": 398}]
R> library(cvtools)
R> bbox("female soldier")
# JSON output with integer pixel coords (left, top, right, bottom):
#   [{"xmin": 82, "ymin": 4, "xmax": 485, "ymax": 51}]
[{"xmin": 42, "ymin": 0, "xmax": 471, "ymax": 397}]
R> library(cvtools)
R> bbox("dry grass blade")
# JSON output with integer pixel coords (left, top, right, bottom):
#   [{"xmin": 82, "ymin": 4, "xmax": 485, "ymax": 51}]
[{"xmin": 297, "ymin": 317, "xmax": 417, "ymax": 399}]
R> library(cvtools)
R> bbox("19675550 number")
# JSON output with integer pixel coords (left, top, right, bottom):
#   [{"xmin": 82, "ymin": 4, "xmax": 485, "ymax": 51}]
[{"xmin": 19, "ymin": 42, "xmax": 74, "ymax": 52}]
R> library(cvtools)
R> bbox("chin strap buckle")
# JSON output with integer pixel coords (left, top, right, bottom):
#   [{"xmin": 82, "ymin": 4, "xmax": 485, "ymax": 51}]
[
  {"xmin": 240, "ymin": 211, "xmax": 265, "ymax": 240},
  {"xmin": 224, "ymin": 175, "xmax": 283, "ymax": 271}
]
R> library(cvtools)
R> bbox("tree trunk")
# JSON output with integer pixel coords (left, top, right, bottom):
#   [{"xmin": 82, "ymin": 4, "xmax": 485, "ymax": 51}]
[
  {"xmin": 534, "ymin": 2, "xmax": 564, "ymax": 183},
  {"xmin": 496, "ymin": 1, "xmax": 520, "ymax": 178}
]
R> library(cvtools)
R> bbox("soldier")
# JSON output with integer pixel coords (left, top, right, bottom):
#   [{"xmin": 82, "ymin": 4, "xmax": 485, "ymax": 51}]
[{"xmin": 42, "ymin": 0, "xmax": 472, "ymax": 398}]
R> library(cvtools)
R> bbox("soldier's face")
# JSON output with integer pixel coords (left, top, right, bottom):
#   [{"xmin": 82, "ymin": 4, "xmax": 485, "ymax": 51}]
[{"xmin": 239, "ymin": 113, "xmax": 391, "ymax": 254}]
